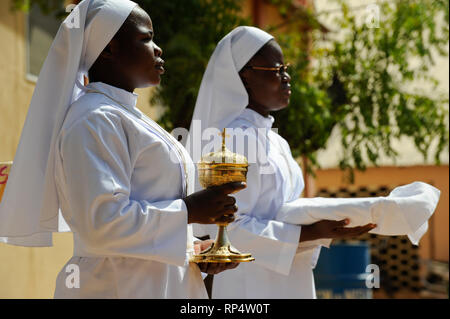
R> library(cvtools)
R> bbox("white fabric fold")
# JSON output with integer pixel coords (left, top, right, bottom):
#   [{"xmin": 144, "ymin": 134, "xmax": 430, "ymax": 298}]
[
  {"xmin": 276, "ymin": 181, "xmax": 440, "ymax": 245},
  {"xmin": 54, "ymin": 81, "xmax": 195, "ymax": 265}
]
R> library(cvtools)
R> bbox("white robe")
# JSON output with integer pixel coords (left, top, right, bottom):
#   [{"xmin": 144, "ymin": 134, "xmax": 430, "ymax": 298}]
[
  {"xmin": 194, "ymin": 108, "xmax": 331, "ymax": 299},
  {"xmin": 53, "ymin": 82, "xmax": 207, "ymax": 299}
]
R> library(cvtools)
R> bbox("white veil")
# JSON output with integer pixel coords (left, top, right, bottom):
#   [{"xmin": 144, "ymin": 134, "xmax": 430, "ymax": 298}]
[
  {"xmin": 185, "ymin": 26, "xmax": 273, "ymax": 163},
  {"xmin": 0, "ymin": 0, "xmax": 137, "ymax": 247}
]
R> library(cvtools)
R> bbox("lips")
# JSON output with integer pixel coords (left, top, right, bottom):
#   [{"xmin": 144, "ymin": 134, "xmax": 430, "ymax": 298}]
[
  {"xmin": 281, "ymin": 83, "xmax": 291, "ymax": 96},
  {"xmin": 155, "ymin": 59, "xmax": 165, "ymax": 74}
]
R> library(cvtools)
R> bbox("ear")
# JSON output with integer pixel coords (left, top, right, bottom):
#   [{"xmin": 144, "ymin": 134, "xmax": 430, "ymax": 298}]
[
  {"xmin": 98, "ymin": 40, "xmax": 115, "ymax": 60},
  {"xmin": 239, "ymin": 69, "xmax": 250, "ymax": 90}
]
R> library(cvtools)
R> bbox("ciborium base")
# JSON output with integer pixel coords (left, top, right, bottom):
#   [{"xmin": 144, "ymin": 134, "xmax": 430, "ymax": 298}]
[{"xmin": 190, "ymin": 225, "xmax": 255, "ymax": 263}]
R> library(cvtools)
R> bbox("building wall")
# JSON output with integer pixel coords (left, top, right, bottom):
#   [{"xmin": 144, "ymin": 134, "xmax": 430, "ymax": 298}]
[
  {"xmin": 0, "ymin": 1, "xmax": 69, "ymax": 299},
  {"xmin": 313, "ymin": 0, "xmax": 450, "ymax": 168},
  {"xmin": 0, "ymin": 2, "xmax": 34, "ymax": 163}
]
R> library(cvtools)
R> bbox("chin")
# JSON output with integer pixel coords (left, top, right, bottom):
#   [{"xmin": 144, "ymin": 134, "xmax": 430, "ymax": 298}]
[
  {"xmin": 139, "ymin": 77, "xmax": 161, "ymax": 88},
  {"xmin": 274, "ymin": 101, "xmax": 290, "ymax": 111},
  {"xmin": 150, "ymin": 74, "xmax": 162, "ymax": 86}
]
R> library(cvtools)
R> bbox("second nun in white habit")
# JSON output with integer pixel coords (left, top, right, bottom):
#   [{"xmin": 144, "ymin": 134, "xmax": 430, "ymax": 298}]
[
  {"xmin": 0, "ymin": 0, "xmax": 242, "ymax": 298},
  {"xmin": 186, "ymin": 26, "xmax": 440, "ymax": 299}
]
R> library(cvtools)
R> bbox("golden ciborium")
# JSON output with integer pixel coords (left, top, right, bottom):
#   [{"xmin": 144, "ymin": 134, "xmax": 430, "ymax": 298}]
[{"xmin": 190, "ymin": 129, "xmax": 255, "ymax": 263}]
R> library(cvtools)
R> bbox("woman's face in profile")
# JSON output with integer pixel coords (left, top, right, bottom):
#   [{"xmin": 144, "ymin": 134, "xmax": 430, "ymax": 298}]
[
  {"xmin": 239, "ymin": 40, "xmax": 291, "ymax": 115},
  {"xmin": 112, "ymin": 7, "xmax": 165, "ymax": 88}
]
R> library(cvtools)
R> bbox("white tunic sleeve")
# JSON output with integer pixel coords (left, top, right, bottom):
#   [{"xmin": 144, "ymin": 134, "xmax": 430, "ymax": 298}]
[
  {"xmin": 271, "ymin": 131, "xmax": 332, "ymax": 262},
  {"xmin": 58, "ymin": 110, "xmax": 189, "ymax": 266},
  {"xmin": 229, "ymin": 165, "xmax": 331, "ymax": 272},
  {"xmin": 225, "ymin": 133, "xmax": 302, "ymax": 276}
]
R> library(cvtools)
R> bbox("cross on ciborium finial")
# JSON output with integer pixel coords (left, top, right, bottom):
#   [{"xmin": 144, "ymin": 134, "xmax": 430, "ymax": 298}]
[{"xmin": 219, "ymin": 128, "xmax": 230, "ymax": 161}]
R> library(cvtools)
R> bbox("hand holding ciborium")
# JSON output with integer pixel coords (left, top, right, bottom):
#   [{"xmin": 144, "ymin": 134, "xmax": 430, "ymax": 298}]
[{"xmin": 190, "ymin": 129, "xmax": 255, "ymax": 263}]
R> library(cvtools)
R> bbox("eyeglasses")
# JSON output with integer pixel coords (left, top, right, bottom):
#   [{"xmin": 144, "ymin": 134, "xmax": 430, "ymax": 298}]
[{"xmin": 243, "ymin": 63, "xmax": 291, "ymax": 76}]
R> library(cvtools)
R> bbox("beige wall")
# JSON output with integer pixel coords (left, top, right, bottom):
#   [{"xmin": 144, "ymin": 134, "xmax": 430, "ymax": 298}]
[
  {"xmin": 0, "ymin": 2, "xmax": 34, "ymax": 162},
  {"xmin": 0, "ymin": 2, "xmax": 73, "ymax": 299},
  {"xmin": 0, "ymin": 234, "xmax": 73, "ymax": 298}
]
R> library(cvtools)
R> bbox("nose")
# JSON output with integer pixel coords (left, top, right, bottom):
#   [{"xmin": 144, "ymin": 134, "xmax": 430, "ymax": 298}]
[
  {"xmin": 281, "ymin": 71, "xmax": 291, "ymax": 83},
  {"xmin": 153, "ymin": 43, "xmax": 163, "ymax": 57}
]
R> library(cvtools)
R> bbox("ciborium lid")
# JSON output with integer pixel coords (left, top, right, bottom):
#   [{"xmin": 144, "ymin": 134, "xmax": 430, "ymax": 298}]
[
  {"xmin": 199, "ymin": 128, "xmax": 248, "ymax": 166},
  {"xmin": 197, "ymin": 129, "xmax": 248, "ymax": 189}
]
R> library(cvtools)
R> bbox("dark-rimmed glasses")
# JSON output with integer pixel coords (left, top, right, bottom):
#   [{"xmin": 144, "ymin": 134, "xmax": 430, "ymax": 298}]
[{"xmin": 243, "ymin": 63, "xmax": 290, "ymax": 76}]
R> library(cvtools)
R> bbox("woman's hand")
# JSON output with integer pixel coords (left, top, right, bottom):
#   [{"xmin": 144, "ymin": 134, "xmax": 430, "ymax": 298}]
[
  {"xmin": 299, "ymin": 219, "xmax": 377, "ymax": 242},
  {"xmin": 184, "ymin": 182, "xmax": 246, "ymax": 224},
  {"xmin": 194, "ymin": 239, "xmax": 239, "ymax": 274}
]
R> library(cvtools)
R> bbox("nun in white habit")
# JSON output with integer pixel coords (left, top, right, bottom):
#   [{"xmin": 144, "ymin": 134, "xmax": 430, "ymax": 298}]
[
  {"xmin": 0, "ymin": 0, "xmax": 243, "ymax": 298},
  {"xmin": 186, "ymin": 26, "xmax": 440, "ymax": 299}
]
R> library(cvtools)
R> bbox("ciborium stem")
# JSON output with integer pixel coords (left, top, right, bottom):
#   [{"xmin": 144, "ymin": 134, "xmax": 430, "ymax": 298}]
[
  {"xmin": 216, "ymin": 224, "xmax": 230, "ymax": 248},
  {"xmin": 190, "ymin": 128, "xmax": 254, "ymax": 264},
  {"xmin": 190, "ymin": 221, "xmax": 254, "ymax": 263}
]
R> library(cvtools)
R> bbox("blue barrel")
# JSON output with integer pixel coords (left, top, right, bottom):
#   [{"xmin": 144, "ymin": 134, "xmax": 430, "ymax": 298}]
[{"xmin": 314, "ymin": 242, "xmax": 372, "ymax": 299}]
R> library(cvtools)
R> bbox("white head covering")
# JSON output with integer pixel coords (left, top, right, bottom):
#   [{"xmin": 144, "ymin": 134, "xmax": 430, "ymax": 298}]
[
  {"xmin": 0, "ymin": 0, "xmax": 137, "ymax": 246},
  {"xmin": 186, "ymin": 26, "xmax": 273, "ymax": 162}
]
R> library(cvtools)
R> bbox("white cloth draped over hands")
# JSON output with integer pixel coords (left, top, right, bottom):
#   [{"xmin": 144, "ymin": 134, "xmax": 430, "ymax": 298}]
[{"xmin": 276, "ymin": 181, "xmax": 440, "ymax": 245}]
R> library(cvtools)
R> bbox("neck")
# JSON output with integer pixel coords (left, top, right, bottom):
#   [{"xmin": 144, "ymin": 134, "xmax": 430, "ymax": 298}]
[
  {"xmin": 89, "ymin": 71, "xmax": 135, "ymax": 93},
  {"xmin": 246, "ymin": 102, "xmax": 270, "ymax": 118},
  {"xmin": 95, "ymin": 79, "xmax": 135, "ymax": 93}
]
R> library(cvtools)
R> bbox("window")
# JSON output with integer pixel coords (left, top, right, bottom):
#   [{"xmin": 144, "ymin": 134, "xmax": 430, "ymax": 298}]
[{"xmin": 26, "ymin": 3, "xmax": 61, "ymax": 81}]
